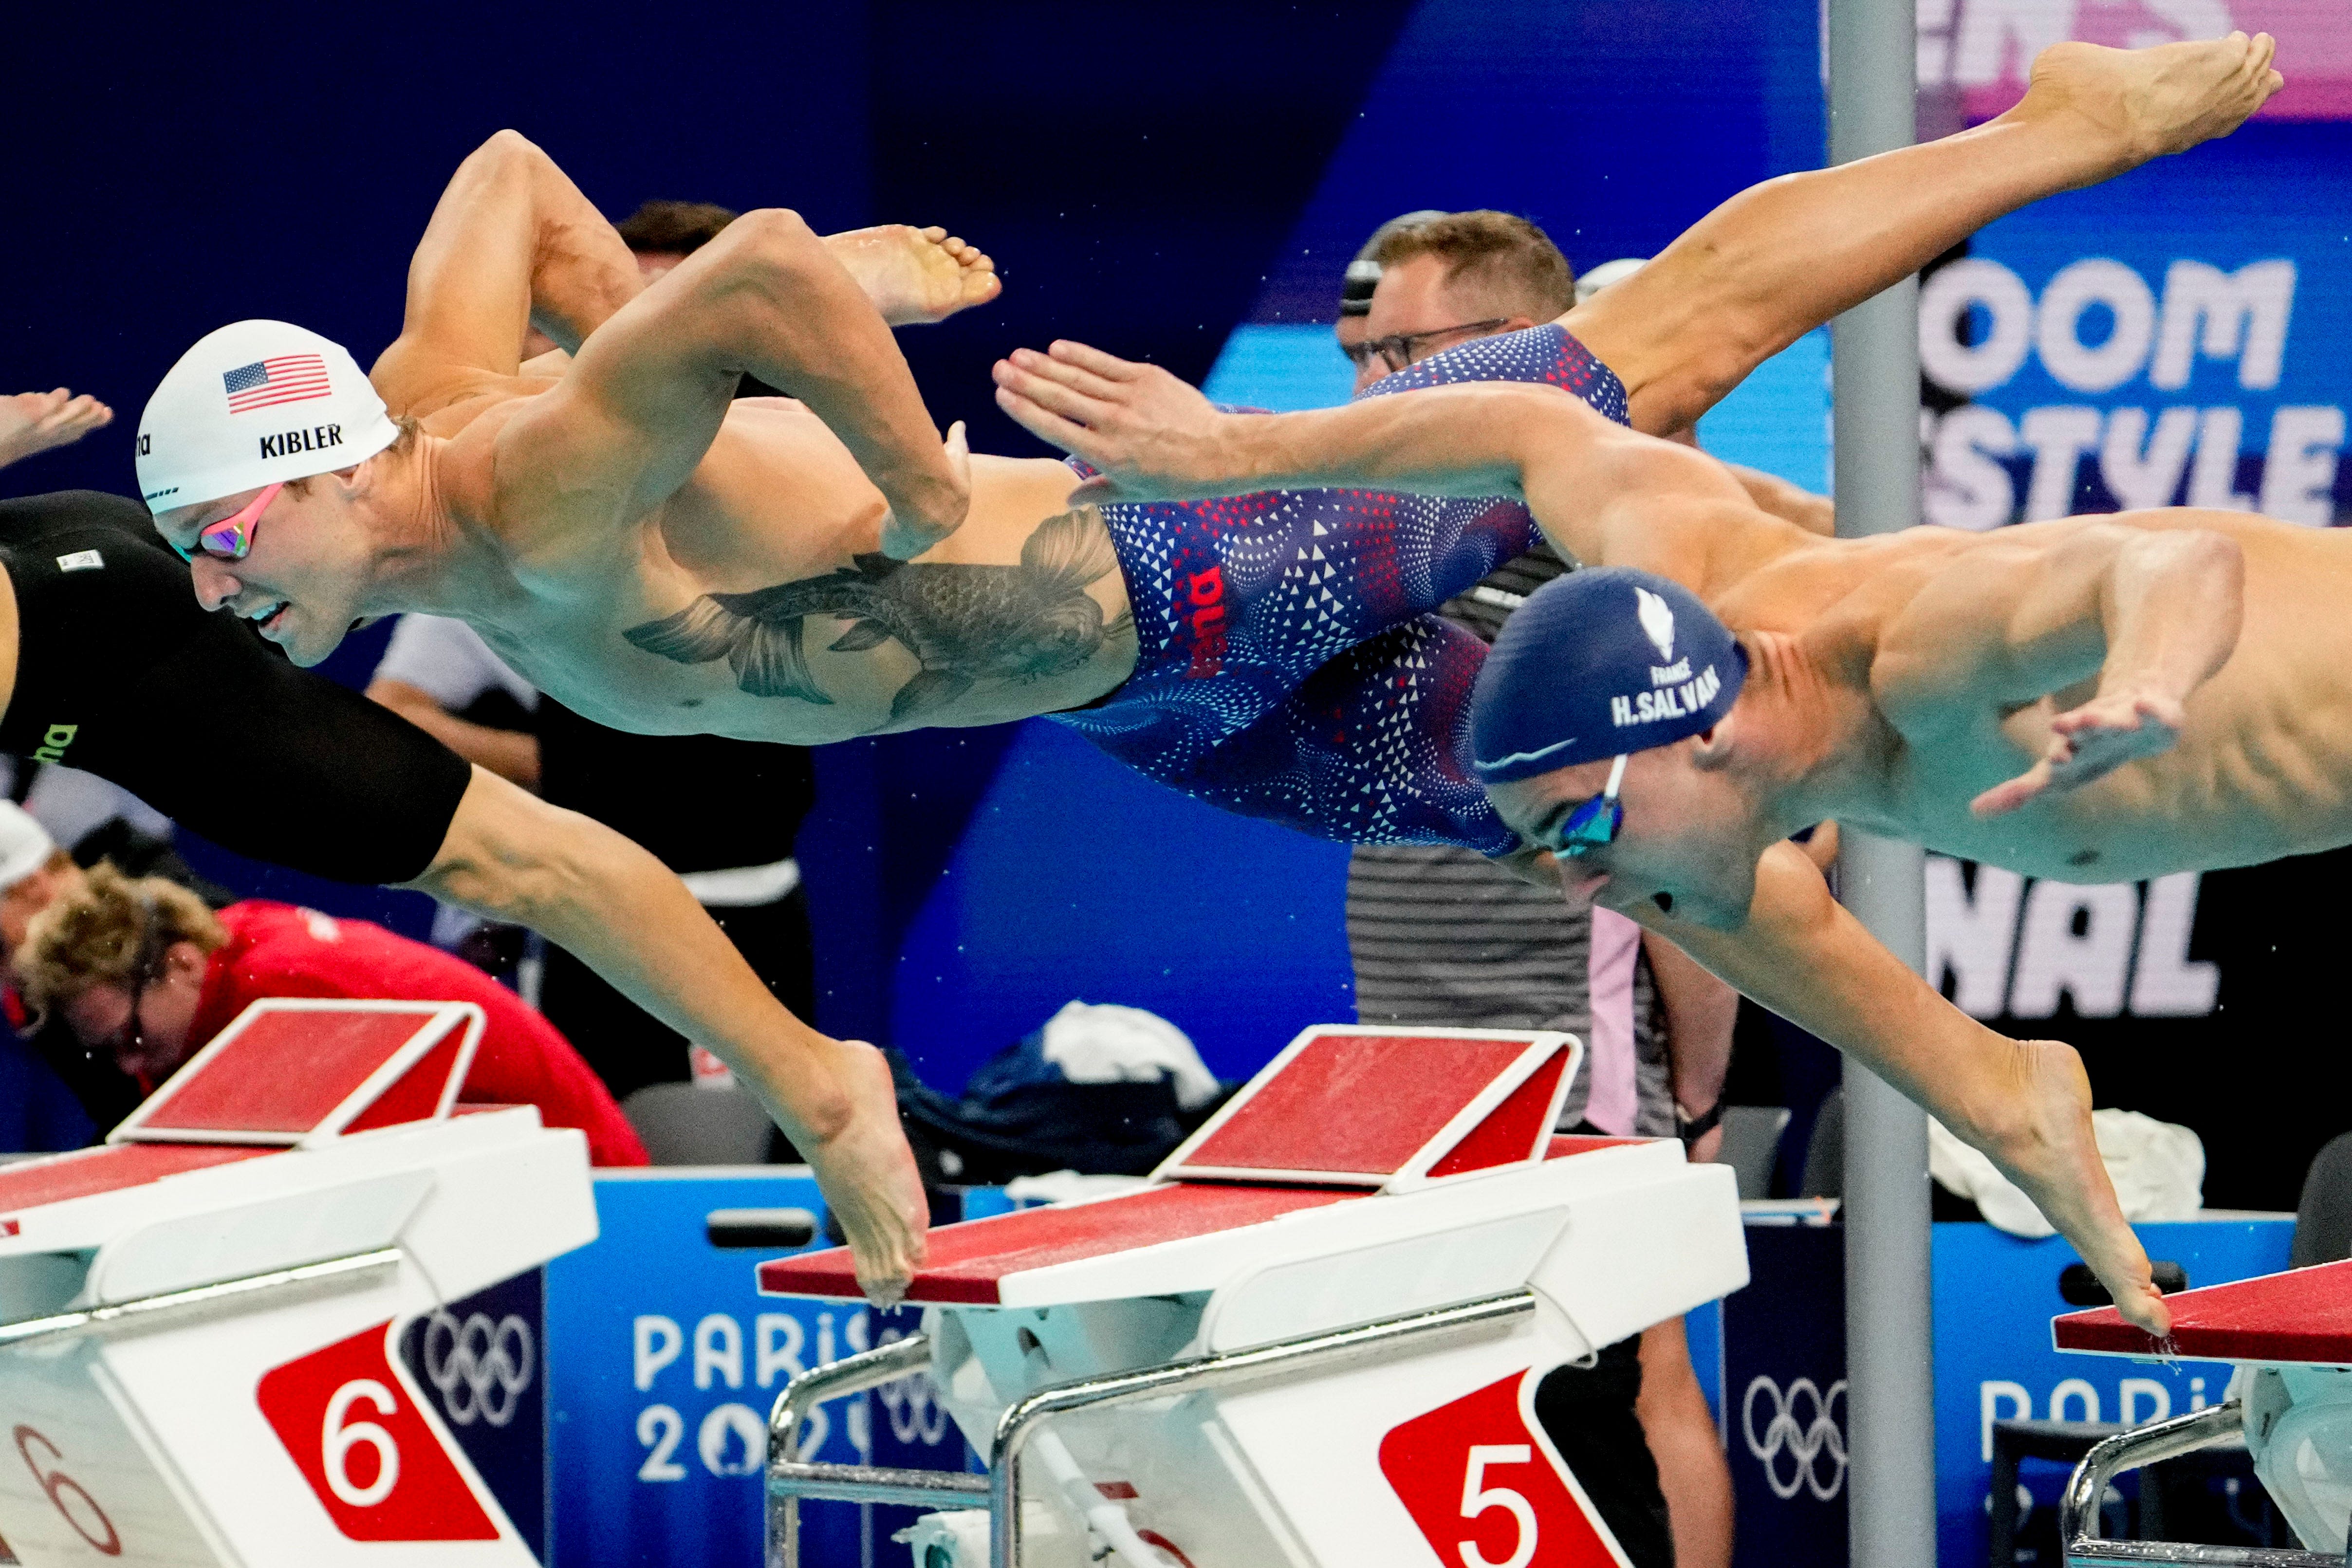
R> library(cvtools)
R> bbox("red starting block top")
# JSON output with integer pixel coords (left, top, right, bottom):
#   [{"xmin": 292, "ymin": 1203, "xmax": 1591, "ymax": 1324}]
[
  {"xmin": 0, "ymin": 1144, "xmax": 276, "ymax": 1216},
  {"xmin": 763, "ymin": 1027, "xmax": 1627, "ymax": 1305},
  {"xmin": 760, "ymin": 1183, "xmax": 1364, "ymax": 1304},
  {"xmin": 2055, "ymin": 1258, "xmax": 2352, "ymax": 1365},
  {"xmin": 761, "ymin": 1129, "xmax": 1662, "ymax": 1306},
  {"xmin": 1155, "ymin": 1026, "xmax": 1577, "ymax": 1188},
  {"xmin": 112, "ymin": 999, "xmax": 483, "ymax": 1147}
]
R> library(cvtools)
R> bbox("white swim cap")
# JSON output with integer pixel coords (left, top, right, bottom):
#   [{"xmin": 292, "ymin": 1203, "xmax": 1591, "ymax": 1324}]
[
  {"xmin": 136, "ymin": 320, "xmax": 401, "ymax": 515},
  {"xmin": 0, "ymin": 801, "xmax": 58, "ymax": 892}
]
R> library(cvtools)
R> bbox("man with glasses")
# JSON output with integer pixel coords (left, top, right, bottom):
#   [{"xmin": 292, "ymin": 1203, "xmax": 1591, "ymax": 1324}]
[
  {"xmin": 1333, "ymin": 209, "xmax": 1445, "ymax": 381},
  {"xmin": 13, "ymin": 863, "xmax": 648, "ymax": 1166},
  {"xmin": 1340, "ymin": 210, "xmax": 1563, "ymax": 393},
  {"xmin": 1333, "ymin": 210, "xmax": 1734, "ymax": 1568}
]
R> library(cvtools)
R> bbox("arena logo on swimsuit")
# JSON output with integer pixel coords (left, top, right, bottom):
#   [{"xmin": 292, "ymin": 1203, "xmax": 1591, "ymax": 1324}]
[
  {"xmin": 1610, "ymin": 663, "xmax": 1721, "ymax": 728},
  {"xmin": 1181, "ymin": 565, "xmax": 1228, "ymax": 679},
  {"xmin": 255, "ymin": 423, "xmax": 343, "ymax": 461}
]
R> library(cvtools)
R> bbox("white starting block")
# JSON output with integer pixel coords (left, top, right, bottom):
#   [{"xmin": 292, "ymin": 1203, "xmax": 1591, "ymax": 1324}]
[
  {"xmin": 0, "ymin": 999, "xmax": 595, "ymax": 1567},
  {"xmin": 2052, "ymin": 1260, "xmax": 2352, "ymax": 1565},
  {"xmin": 757, "ymin": 1025, "xmax": 1747, "ymax": 1568}
]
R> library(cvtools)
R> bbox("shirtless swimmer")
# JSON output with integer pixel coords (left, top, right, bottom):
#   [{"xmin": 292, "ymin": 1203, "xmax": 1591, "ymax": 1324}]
[
  {"xmin": 985, "ymin": 310, "xmax": 2350, "ymax": 1333},
  {"xmin": 133, "ymin": 37, "xmax": 2275, "ymax": 849}
]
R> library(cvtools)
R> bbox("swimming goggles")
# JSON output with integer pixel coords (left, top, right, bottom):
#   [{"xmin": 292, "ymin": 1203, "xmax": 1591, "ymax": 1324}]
[
  {"xmin": 1552, "ymin": 753, "xmax": 1629, "ymax": 858},
  {"xmin": 172, "ymin": 481, "xmax": 283, "ymax": 563}
]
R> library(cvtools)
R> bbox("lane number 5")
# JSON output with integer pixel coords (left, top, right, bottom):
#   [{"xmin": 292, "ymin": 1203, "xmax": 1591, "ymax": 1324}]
[{"xmin": 1459, "ymin": 1443, "xmax": 1538, "ymax": 1568}]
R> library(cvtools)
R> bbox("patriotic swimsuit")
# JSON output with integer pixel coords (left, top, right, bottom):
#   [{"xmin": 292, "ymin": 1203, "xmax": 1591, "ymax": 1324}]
[{"xmin": 1052, "ymin": 325, "xmax": 1629, "ymax": 855}]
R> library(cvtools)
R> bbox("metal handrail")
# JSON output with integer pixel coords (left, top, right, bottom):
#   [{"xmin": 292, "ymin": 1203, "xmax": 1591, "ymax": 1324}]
[
  {"xmin": 766, "ymin": 1331, "xmax": 986, "ymax": 1568},
  {"xmin": 986, "ymin": 1288, "xmax": 1537, "ymax": 1568},
  {"xmin": 760, "ymin": 1289, "xmax": 1539, "ymax": 1568},
  {"xmin": 0, "ymin": 1247, "xmax": 400, "ymax": 1353},
  {"xmin": 2062, "ymin": 1400, "xmax": 2346, "ymax": 1568}
]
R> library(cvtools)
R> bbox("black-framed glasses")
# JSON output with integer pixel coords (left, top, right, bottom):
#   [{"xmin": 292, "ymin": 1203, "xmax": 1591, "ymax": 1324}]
[
  {"xmin": 90, "ymin": 895, "xmax": 171, "ymax": 1079},
  {"xmin": 93, "ymin": 963, "xmax": 157, "ymax": 1068},
  {"xmin": 1551, "ymin": 753, "xmax": 1629, "ymax": 859},
  {"xmin": 1342, "ymin": 317, "xmax": 1514, "ymax": 373}
]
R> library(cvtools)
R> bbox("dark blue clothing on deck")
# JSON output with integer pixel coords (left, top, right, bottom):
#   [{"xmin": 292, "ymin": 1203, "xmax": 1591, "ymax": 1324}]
[{"xmin": 0, "ymin": 1028, "xmax": 97, "ymax": 1152}]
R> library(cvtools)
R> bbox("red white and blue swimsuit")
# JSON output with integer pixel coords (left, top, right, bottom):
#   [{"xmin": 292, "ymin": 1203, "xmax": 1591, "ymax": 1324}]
[{"xmin": 1052, "ymin": 324, "xmax": 1628, "ymax": 855}]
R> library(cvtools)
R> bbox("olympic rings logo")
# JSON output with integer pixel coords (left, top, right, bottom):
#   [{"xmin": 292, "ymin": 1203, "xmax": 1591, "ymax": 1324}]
[
  {"xmin": 877, "ymin": 1372, "xmax": 950, "ymax": 1447},
  {"xmin": 1741, "ymin": 1376, "xmax": 1849, "ymax": 1501},
  {"xmin": 421, "ymin": 1310, "xmax": 536, "ymax": 1428},
  {"xmin": 873, "ymin": 1330, "xmax": 950, "ymax": 1447}
]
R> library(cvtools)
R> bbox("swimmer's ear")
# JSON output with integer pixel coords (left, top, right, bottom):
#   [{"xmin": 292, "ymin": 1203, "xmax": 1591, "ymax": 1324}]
[{"xmin": 1688, "ymin": 719, "xmax": 1738, "ymax": 771}]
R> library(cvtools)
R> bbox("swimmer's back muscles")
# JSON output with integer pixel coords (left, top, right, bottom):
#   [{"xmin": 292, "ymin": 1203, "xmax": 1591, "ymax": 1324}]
[{"xmin": 0, "ymin": 491, "xmax": 470, "ymax": 882}]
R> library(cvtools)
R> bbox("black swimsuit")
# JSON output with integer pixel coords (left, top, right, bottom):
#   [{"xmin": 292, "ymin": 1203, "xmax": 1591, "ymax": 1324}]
[{"xmin": 0, "ymin": 491, "xmax": 472, "ymax": 884}]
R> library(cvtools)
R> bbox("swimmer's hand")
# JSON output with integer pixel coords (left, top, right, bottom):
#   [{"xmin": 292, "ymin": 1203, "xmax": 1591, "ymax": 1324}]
[
  {"xmin": 0, "ymin": 388, "xmax": 113, "ymax": 472},
  {"xmin": 878, "ymin": 421, "xmax": 971, "ymax": 560},
  {"xmin": 1970, "ymin": 691, "xmax": 2185, "ymax": 817},
  {"xmin": 796, "ymin": 1038, "xmax": 929, "ymax": 1308},
  {"xmin": 1969, "ymin": 1038, "xmax": 2171, "ymax": 1339},
  {"xmin": 992, "ymin": 342, "xmax": 1240, "ymax": 504}
]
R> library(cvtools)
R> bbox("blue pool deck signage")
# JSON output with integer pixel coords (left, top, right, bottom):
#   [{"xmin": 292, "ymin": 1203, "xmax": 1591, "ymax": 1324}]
[
  {"xmin": 543, "ymin": 1170, "xmax": 968, "ymax": 1568},
  {"xmin": 1721, "ymin": 1214, "xmax": 2293, "ymax": 1568}
]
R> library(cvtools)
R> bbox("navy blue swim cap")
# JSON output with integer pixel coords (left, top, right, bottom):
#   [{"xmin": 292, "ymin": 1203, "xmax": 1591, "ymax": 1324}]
[{"xmin": 1471, "ymin": 567, "xmax": 1748, "ymax": 784}]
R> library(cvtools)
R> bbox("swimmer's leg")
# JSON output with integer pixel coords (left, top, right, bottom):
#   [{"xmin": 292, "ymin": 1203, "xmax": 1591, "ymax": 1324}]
[
  {"xmin": 1095, "ymin": 480, "xmax": 1538, "ymax": 699},
  {"xmin": 1134, "ymin": 615, "xmax": 1515, "ymax": 852},
  {"xmin": 1573, "ymin": 32, "xmax": 2281, "ymax": 434}
]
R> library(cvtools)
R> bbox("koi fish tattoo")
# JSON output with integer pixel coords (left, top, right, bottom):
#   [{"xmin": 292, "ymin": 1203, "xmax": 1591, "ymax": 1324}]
[{"xmin": 624, "ymin": 507, "xmax": 1133, "ymax": 720}]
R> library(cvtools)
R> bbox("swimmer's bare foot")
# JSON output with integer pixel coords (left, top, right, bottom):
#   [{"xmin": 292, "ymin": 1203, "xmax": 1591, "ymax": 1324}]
[
  {"xmin": 1967, "ymin": 1038, "xmax": 2169, "ymax": 1336},
  {"xmin": 828, "ymin": 224, "xmax": 1001, "ymax": 326},
  {"xmin": 2013, "ymin": 32, "xmax": 2282, "ymax": 184},
  {"xmin": 798, "ymin": 1038, "xmax": 929, "ymax": 1307},
  {"xmin": 0, "ymin": 388, "xmax": 112, "ymax": 473}
]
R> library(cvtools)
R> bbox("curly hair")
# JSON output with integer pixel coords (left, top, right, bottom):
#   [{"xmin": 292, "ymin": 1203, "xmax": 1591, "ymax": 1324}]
[{"xmin": 14, "ymin": 863, "xmax": 224, "ymax": 1025}]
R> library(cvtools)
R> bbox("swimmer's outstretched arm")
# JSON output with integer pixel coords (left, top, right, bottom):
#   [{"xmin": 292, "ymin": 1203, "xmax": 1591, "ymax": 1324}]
[
  {"xmin": 1568, "ymin": 34, "xmax": 2281, "ymax": 434},
  {"xmin": 1874, "ymin": 521, "xmax": 2244, "ymax": 816},
  {"xmin": 1627, "ymin": 840, "xmax": 2170, "ymax": 1337},
  {"xmin": 405, "ymin": 766, "xmax": 928, "ymax": 1305},
  {"xmin": 995, "ymin": 350, "xmax": 1804, "ymax": 593}
]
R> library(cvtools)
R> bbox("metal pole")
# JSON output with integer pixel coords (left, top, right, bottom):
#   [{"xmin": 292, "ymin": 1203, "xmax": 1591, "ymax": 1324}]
[{"xmin": 1826, "ymin": 0, "xmax": 1935, "ymax": 1564}]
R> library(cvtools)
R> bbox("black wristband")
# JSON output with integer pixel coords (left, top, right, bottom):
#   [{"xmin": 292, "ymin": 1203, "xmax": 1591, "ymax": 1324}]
[{"xmin": 1677, "ymin": 1100, "xmax": 1726, "ymax": 1149}]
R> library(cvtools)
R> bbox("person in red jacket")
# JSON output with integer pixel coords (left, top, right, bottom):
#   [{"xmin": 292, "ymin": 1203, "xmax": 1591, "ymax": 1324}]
[{"xmin": 14, "ymin": 863, "xmax": 648, "ymax": 1165}]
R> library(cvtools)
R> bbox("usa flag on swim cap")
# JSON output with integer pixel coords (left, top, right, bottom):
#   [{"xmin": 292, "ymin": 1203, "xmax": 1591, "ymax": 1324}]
[
  {"xmin": 222, "ymin": 354, "xmax": 332, "ymax": 415},
  {"xmin": 1470, "ymin": 567, "xmax": 1747, "ymax": 783}
]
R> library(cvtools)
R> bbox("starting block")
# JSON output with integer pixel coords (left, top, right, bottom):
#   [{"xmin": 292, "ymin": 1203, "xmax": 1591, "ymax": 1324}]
[
  {"xmin": 0, "ymin": 1000, "xmax": 596, "ymax": 1567},
  {"xmin": 2052, "ymin": 1260, "xmax": 2352, "ymax": 1565},
  {"xmin": 758, "ymin": 1025, "xmax": 1747, "ymax": 1568}
]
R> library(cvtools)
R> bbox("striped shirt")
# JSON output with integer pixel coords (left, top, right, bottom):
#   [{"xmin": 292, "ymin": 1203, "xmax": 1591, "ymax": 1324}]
[{"xmin": 1347, "ymin": 544, "xmax": 1674, "ymax": 1137}]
